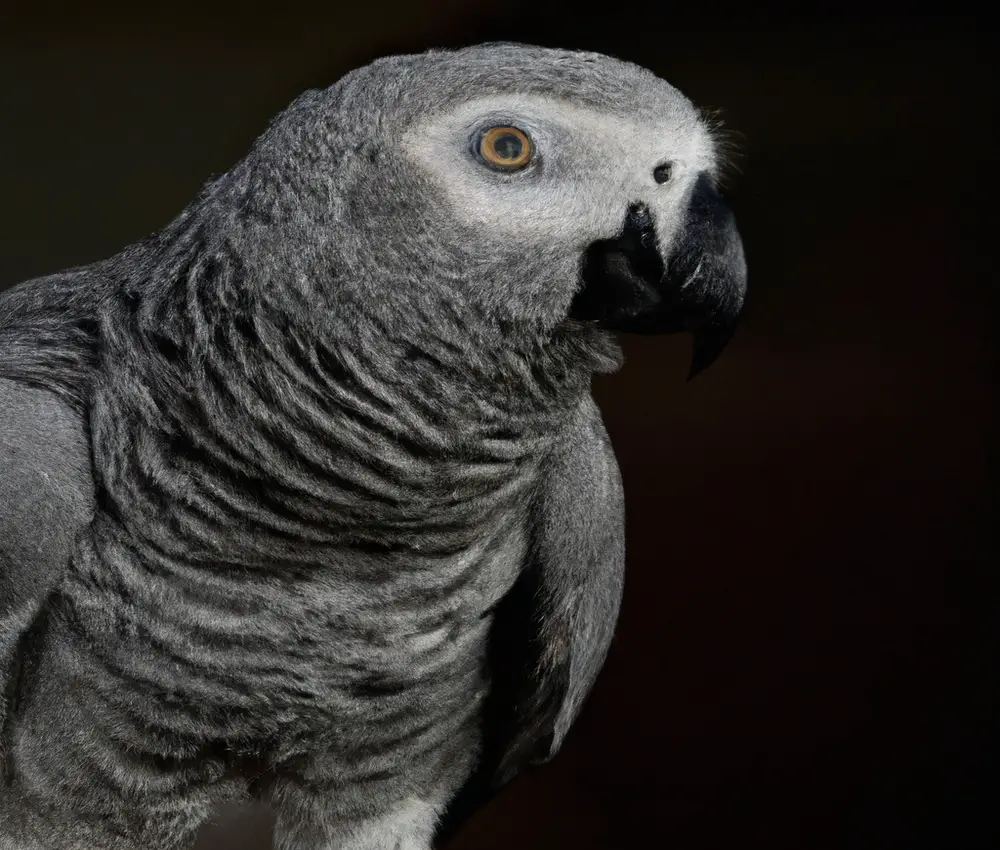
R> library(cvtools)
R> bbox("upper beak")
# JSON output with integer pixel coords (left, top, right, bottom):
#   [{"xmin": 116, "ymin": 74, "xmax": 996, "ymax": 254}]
[{"xmin": 571, "ymin": 172, "xmax": 747, "ymax": 379}]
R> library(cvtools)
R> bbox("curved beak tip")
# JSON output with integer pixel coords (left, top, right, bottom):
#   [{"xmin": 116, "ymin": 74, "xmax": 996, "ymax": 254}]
[{"xmin": 686, "ymin": 322, "xmax": 740, "ymax": 381}]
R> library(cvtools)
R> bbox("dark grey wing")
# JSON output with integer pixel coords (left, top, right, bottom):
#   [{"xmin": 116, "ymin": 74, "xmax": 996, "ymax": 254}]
[
  {"xmin": 1, "ymin": 378, "xmax": 95, "ymax": 731},
  {"xmin": 438, "ymin": 395, "xmax": 625, "ymax": 840}
]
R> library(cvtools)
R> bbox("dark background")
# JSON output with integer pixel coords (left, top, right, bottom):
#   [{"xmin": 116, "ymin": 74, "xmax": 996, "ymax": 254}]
[{"xmin": 0, "ymin": 6, "xmax": 991, "ymax": 849}]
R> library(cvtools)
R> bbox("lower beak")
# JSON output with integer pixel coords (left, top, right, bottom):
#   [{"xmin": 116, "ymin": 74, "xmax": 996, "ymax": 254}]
[{"xmin": 571, "ymin": 172, "xmax": 747, "ymax": 379}]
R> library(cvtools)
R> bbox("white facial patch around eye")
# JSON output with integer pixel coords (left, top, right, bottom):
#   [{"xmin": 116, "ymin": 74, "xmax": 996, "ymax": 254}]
[
  {"xmin": 400, "ymin": 93, "xmax": 715, "ymax": 248},
  {"xmin": 403, "ymin": 94, "xmax": 712, "ymax": 177}
]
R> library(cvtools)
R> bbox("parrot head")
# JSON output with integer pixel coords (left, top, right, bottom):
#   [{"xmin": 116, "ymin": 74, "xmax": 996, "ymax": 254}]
[{"xmin": 222, "ymin": 42, "xmax": 746, "ymax": 377}]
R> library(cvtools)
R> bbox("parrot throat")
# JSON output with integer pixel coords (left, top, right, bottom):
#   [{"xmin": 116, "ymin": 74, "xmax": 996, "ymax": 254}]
[{"xmin": 83, "ymin": 240, "xmax": 622, "ymax": 564}]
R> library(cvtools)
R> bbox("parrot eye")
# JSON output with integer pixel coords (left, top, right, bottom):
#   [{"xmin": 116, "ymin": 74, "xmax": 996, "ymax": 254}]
[{"xmin": 475, "ymin": 126, "xmax": 534, "ymax": 171}]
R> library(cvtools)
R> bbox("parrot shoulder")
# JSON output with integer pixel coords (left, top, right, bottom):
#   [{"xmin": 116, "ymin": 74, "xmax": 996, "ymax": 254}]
[{"xmin": 0, "ymin": 377, "xmax": 95, "ymax": 618}]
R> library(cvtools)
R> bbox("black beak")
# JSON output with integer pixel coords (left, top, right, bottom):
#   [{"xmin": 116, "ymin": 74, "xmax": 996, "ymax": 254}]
[{"xmin": 571, "ymin": 172, "xmax": 747, "ymax": 379}]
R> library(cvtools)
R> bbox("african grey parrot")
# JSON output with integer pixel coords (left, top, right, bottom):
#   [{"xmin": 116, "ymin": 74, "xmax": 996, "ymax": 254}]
[{"xmin": 0, "ymin": 42, "xmax": 746, "ymax": 849}]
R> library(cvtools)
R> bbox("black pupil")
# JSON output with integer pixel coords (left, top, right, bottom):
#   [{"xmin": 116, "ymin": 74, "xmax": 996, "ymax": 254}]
[{"xmin": 492, "ymin": 132, "xmax": 523, "ymax": 161}]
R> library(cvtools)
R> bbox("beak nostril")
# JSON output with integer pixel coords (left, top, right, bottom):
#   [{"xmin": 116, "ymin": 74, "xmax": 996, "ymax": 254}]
[{"xmin": 653, "ymin": 162, "xmax": 673, "ymax": 184}]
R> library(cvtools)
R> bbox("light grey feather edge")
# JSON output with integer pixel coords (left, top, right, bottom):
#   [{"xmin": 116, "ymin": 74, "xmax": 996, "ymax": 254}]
[
  {"xmin": 500, "ymin": 392, "xmax": 626, "ymax": 780},
  {"xmin": 0, "ymin": 377, "xmax": 95, "ymax": 740},
  {"xmin": 543, "ymin": 394, "xmax": 625, "ymax": 752}
]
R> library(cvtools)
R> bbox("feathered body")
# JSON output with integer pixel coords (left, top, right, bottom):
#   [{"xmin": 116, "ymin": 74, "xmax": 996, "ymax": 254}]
[{"xmin": 0, "ymin": 43, "xmax": 745, "ymax": 849}]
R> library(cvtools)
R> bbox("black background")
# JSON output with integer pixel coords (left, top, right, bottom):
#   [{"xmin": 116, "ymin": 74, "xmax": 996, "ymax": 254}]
[{"xmin": 0, "ymin": 6, "xmax": 991, "ymax": 849}]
